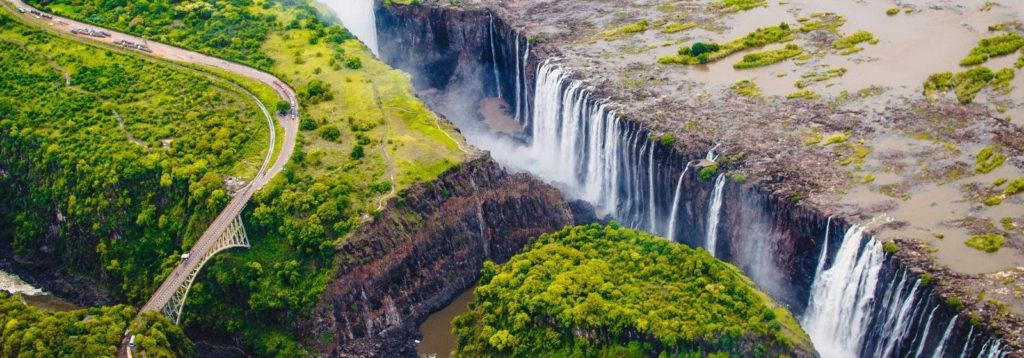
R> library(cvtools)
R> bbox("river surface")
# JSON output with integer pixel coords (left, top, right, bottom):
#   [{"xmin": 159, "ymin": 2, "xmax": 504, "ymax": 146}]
[
  {"xmin": 416, "ymin": 286, "xmax": 475, "ymax": 358},
  {"xmin": 0, "ymin": 269, "xmax": 77, "ymax": 311}
]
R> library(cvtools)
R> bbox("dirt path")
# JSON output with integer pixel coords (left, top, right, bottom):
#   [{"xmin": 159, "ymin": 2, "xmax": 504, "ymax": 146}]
[
  {"xmin": 368, "ymin": 78, "xmax": 397, "ymax": 212},
  {"xmin": 112, "ymin": 110, "xmax": 148, "ymax": 149}
]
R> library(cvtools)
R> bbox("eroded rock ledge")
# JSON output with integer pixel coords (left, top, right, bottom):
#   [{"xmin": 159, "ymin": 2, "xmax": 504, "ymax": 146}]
[{"xmin": 306, "ymin": 155, "xmax": 581, "ymax": 356}]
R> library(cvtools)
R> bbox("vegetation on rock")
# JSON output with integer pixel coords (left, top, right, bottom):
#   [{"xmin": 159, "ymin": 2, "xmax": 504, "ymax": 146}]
[
  {"xmin": 730, "ymin": 80, "xmax": 762, "ymax": 98},
  {"xmin": 659, "ymin": 24, "xmax": 793, "ymax": 65},
  {"xmin": 965, "ymin": 234, "xmax": 1006, "ymax": 253},
  {"xmin": 960, "ymin": 33, "xmax": 1024, "ymax": 67},
  {"xmin": 453, "ymin": 224, "xmax": 810, "ymax": 357},
  {"xmin": 733, "ymin": 44, "xmax": 803, "ymax": 69},
  {"xmin": 0, "ymin": 291, "xmax": 190, "ymax": 357}
]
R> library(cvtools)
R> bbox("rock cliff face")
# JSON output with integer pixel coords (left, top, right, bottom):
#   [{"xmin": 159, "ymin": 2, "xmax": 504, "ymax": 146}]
[
  {"xmin": 372, "ymin": 2, "xmax": 1018, "ymax": 356},
  {"xmin": 307, "ymin": 155, "xmax": 578, "ymax": 356}
]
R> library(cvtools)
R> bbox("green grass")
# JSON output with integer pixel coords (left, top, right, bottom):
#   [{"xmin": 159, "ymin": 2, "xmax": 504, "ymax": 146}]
[
  {"xmin": 715, "ymin": 0, "xmax": 767, "ymax": 11},
  {"xmin": 600, "ymin": 19, "xmax": 649, "ymax": 41},
  {"xmin": 787, "ymin": 90, "xmax": 820, "ymax": 99},
  {"xmin": 822, "ymin": 133, "xmax": 850, "ymax": 145},
  {"xmin": 731, "ymin": 79, "xmax": 762, "ymax": 98},
  {"xmin": 923, "ymin": 66, "xmax": 999, "ymax": 104},
  {"xmin": 661, "ymin": 22, "xmax": 696, "ymax": 34},
  {"xmin": 833, "ymin": 31, "xmax": 876, "ymax": 49},
  {"xmin": 798, "ymin": 12, "xmax": 846, "ymax": 33},
  {"xmin": 965, "ymin": 234, "xmax": 1006, "ymax": 252},
  {"xmin": 960, "ymin": 33, "xmax": 1024, "ymax": 67},
  {"xmin": 734, "ymin": 44, "xmax": 803, "ymax": 69},
  {"xmin": 976, "ymin": 147, "xmax": 1008, "ymax": 173},
  {"xmin": 660, "ymin": 23, "xmax": 794, "ymax": 65}
]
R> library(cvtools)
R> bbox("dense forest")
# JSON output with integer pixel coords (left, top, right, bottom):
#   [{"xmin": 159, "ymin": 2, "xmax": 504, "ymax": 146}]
[
  {"xmin": 10, "ymin": 1, "xmax": 467, "ymax": 356},
  {"xmin": 452, "ymin": 223, "xmax": 812, "ymax": 357},
  {"xmin": 0, "ymin": 10, "xmax": 266, "ymax": 304},
  {"xmin": 0, "ymin": 291, "xmax": 191, "ymax": 357}
]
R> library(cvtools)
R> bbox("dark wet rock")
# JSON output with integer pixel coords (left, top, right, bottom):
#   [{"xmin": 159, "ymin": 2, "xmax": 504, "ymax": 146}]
[{"xmin": 305, "ymin": 155, "xmax": 575, "ymax": 356}]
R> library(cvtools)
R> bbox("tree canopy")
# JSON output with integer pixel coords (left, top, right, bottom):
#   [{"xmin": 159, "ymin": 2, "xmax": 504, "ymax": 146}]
[{"xmin": 453, "ymin": 223, "xmax": 812, "ymax": 357}]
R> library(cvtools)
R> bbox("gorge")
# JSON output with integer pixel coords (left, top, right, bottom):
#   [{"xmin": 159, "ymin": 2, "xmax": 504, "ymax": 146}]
[{"xmin": 315, "ymin": 0, "xmax": 1023, "ymax": 356}]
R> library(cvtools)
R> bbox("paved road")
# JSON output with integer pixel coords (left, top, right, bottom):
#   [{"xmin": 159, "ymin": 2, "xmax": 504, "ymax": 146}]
[{"xmin": 1, "ymin": 0, "xmax": 299, "ymax": 316}]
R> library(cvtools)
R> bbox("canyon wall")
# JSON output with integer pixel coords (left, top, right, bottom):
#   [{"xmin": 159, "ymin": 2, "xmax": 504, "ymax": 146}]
[
  {"xmin": 373, "ymin": 3, "xmax": 1013, "ymax": 357},
  {"xmin": 307, "ymin": 155, "xmax": 580, "ymax": 356}
]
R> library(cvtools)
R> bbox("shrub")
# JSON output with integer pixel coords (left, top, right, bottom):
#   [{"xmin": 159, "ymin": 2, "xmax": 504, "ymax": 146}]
[
  {"xmin": 350, "ymin": 145, "xmax": 365, "ymax": 159},
  {"xmin": 965, "ymin": 234, "xmax": 1006, "ymax": 252},
  {"xmin": 319, "ymin": 125, "xmax": 341, "ymax": 142},
  {"xmin": 344, "ymin": 56, "xmax": 362, "ymax": 69},
  {"xmin": 276, "ymin": 100, "xmax": 291, "ymax": 114},
  {"xmin": 886, "ymin": 8, "xmax": 899, "ymax": 15},
  {"xmin": 699, "ymin": 163, "xmax": 719, "ymax": 180},
  {"xmin": 658, "ymin": 134, "xmax": 676, "ymax": 146},
  {"xmin": 882, "ymin": 241, "xmax": 898, "ymax": 254},
  {"xmin": 946, "ymin": 297, "xmax": 965, "ymax": 312},
  {"xmin": 975, "ymin": 147, "xmax": 1007, "ymax": 173},
  {"xmin": 691, "ymin": 42, "xmax": 721, "ymax": 56}
]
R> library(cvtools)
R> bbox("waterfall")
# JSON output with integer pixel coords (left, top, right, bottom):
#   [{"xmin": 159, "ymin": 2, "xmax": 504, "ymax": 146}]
[
  {"xmin": 666, "ymin": 162, "xmax": 691, "ymax": 242},
  {"xmin": 647, "ymin": 143, "xmax": 656, "ymax": 233},
  {"xmin": 521, "ymin": 40, "xmax": 530, "ymax": 130},
  {"xmin": 328, "ymin": 0, "xmax": 379, "ymax": 56},
  {"xmin": 802, "ymin": 225, "xmax": 883, "ymax": 358},
  {"xmin": 704, "ymin": 174, "xmax": 725, "ymax": 256},
  {"xmin": 705, "ymin": 143, "xmax": 720, "ymax": 161},
  {"xmin": 513, "ymin": 34, "xmax": 521, "ymax": 123},
  {"xmin": 872, "ymin": 270, "xmax": 923, "ymax": 357},
  {"xmin": 488, "ymin": 14, "xmax": 502, "ymax": 99},
  {"xmin": 933, "ymin": 316, "xmax": 958, "ymax": 358},
  {"xmin": 961, "ymin": 327, "xmax": 976, "ymax": 358},
  {"xmin": 913, "ymin": 306, "xmax": 939, "ymax": 357}
]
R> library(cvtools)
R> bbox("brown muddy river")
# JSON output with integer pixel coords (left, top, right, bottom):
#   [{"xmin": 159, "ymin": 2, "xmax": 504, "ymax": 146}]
[{"xmin": 415, "ymin": 286, "xmax": 476, "ymax": 358}]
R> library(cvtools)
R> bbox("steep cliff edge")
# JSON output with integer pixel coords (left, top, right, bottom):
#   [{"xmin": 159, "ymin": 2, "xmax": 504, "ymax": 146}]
[
  {"xmin": 373, "ymin": 2, "xmax": 1023, "ymax": 355},
  {"xmin": 307, "ymin": 155, "xmax": 579, "ymax": 356}
]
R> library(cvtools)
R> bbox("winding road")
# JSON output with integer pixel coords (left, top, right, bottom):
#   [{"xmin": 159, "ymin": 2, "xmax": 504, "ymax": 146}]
[{"xmin": 1, "ymin": 0, "xmax": 299, "ymax": 324}]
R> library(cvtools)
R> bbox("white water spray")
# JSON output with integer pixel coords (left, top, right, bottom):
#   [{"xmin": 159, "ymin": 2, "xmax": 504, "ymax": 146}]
[
  {"xmin": 704, "ymin": 174, "xmax": 726, "ymax": 256},
  {"xmin": 802, "ymin": 225, "xmax": 883, "ymax": 358},
  {"xmin": 325, "ymin": 0, "xmax": 379, "ymax": 56}
]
